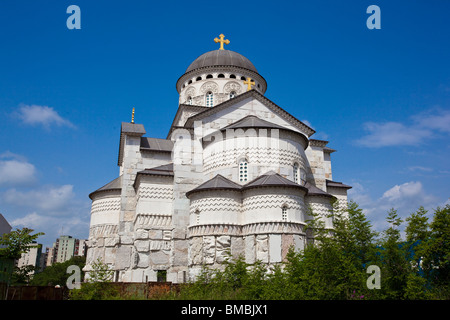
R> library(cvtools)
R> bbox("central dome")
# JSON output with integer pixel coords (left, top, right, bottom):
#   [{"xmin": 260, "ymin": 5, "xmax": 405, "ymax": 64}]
[{"xmin": 186, "ymin": 50, "xmax": 258, "ymax": 73}]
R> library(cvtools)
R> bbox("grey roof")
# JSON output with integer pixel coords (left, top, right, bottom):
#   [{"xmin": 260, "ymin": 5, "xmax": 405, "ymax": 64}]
[
  {"xmin": 140, "ymin": 137, "xmax": 173, "ymax": 152},
  {"xmin": 121, "ymin": 122, "xmax": 146, "ymax": 135},
  {"xmin": 89, "ymin": 176, "xmax": 122, "ymax": 199},
  {"xmin": 326, "ymin": 180, "xmax": 352, "ymax": 189},
  {"xmin": 186, "ymin": 174, "xmax": 242, "ymax": 197},
  {"xmin": 244, "ymin": 171, "xmax": 308, "ymax": 191},
  {"xmin": 0, "ymin": 213, "xmax": 12, "ymax": 236},
  {"xmin": 186, "ymin": 50, "xmax": 258, "ymax": 73},
  {"xmin": 223, "ymin": 115, "xmax": 287, "ymax": 131},
  {"xmin": 305, "ymin": 182, "xmax": 334, "ymax": 198},
  {"xmin": 137, "ymin": 163, "xmax": 174, "ymax": 176}
]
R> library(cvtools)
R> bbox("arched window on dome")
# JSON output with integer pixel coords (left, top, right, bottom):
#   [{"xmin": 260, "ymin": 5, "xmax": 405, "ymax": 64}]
[
  {"xmin": 188, "ymin": 80, "xmax": 193, "ymax": 84},
  {"xmin": 238, "ymin": 159, "xmax": 248, "ymax": 182},
  {"xmin": 229, "ymin": 91, "xmax": 236, "ymax": 99},
  {"xmin": 282, "ymin": 205, "xmax": 288, "ymax": 222},
  {"xmin": 206, "ymin": 91, "xmax": 214, "ymax": 107},
  {"xmin": 218, "ymin": 74, "xmax": 225, "ymax": 78},
  {"xmin": 241, "ymin": 76, "xmax": 246, "ymax": 81},
  {"xmin": 230, "ymin": 74, "xmax": 236, "ymax": 79},
  {"xmin": 196, "ymin": 76, "xmax": 202, "ymax": 81},
  {"xmin": 206, "ymin": 74, "xmax": 213, "ymax": 79}
]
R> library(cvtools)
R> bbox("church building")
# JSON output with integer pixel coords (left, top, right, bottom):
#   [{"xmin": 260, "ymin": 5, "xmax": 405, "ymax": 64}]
[{"xmin": 85, "ymin": 34, "xmax": 352, "ymax": 283}]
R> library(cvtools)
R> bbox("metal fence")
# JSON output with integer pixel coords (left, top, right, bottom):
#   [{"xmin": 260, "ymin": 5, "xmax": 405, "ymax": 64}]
[
  {"xmin": 4, "ymin": 285, "xmax": 68, "ymax": 300},
  {"xmin": 0, "ymin": 282, "xmax": 179, "ymax": 300}
]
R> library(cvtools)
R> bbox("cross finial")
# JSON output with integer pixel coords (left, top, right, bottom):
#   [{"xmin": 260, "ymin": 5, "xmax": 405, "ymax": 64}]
[
  {"xmin": 214, "ymin": 34, "xmax": 230, "ymax": 50},
  {"xmin": 243, "ymin": 77, "xmax": 255, "ymax": 91},
  {"xmin": 131, "ymin": 107, "xmax": 135, "ymax": 123}
]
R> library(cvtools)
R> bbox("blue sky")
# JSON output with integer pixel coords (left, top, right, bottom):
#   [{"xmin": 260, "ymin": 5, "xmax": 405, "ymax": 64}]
[{"xmin": 0, "ymin": 0, "xmax": 449, "ymax": 247}]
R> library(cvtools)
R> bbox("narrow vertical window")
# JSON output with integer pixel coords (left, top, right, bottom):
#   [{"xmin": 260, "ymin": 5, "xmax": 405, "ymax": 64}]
[
  {"xmin": 229, "ymin": 91, "xmax": 236, "ymax": 99},
  {"xmin": 239, "ymin": 159, "xmax": 248, "ymax": 182},
  {"xmin": 195, "ymin": 210, "xmax": 200, "ymax": 224},
  {"xmin": 293, "ymin": 163, "xmax": 299, "ymax": 184},
  {"xmin": 282, "ymin": 206, "xmax": 288, "ymax": 221},
  {"xmin": 187, "ymin": 96, "xmax": 192, "ymax": 105},
  {"xmin": 206, "ymin": 91, "xmax": 214, "ymax": 107}
]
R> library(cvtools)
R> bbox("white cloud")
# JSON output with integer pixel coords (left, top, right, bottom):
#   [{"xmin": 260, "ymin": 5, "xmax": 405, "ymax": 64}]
[
  {"xmin": 408, "ymin": 166, "xmax": 433, "ymax": 172},
  {"xmin": 0, "ymin": 152, "xmax": 37, "ymax": 187},
  {"xmin": 355, "ymin": 108, "xmax": 450, "ymax": 148},
  {"xmin": 2, "ymin": 185, "xmax": 76, "ymax": 215},
  {"xmin": 15, "ymin": 104, "xmax": 75, "ymax": 129},
  {"xmin": 348, "ymin": 180, "xmax": 442, "ymax": 234},
  {"xmin": 412, "ymin": 108, "xmax": 450, "ymax": 133},
  {"xmin": 11, "ymin": 212, "xmax": 90, "ymax": 247},
  {"xmin": 355, "ymin": 121, "xmax": 431, "ymax": 147}
]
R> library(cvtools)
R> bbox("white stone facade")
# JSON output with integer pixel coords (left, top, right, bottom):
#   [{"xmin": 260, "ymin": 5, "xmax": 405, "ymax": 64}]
[{"xmin": 85, "ymin": 44, "xmax": 351, "ymax": 283}]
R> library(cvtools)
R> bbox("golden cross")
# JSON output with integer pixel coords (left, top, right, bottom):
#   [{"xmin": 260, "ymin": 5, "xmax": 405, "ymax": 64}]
[
  {"xmin": 243, "ymin": 77, "xmax": 255, "ymax": 91},
  {"xmin": 214, "ymin": 34, "xmax": 230, "ymax": 50},
  {"xmin": 131, "ymin": 107, "xmax": 135, "ymax": 123}
]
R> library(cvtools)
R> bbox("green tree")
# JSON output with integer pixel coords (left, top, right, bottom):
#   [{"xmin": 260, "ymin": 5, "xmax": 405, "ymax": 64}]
[
  {"xmin": 69, "ymin": 258, "xmax": 118, "ymax": 300},
  {"xmin": 0, "ymin": 228, "xmax": 44, "ymax": 260},
  {"xmin": 0, "ymin": 228, "xmax": 44, "ymax": 286},
  {"xmin": 378, "ymin": 208, "xmax": 409, "ymax": 299},
  {"xmin": 31, "ymin": 256, "xmax": 85, "ymax": 286},
  {"xmin": 420, "ymin": 205, "xmax": 450, "ymax": 298}
]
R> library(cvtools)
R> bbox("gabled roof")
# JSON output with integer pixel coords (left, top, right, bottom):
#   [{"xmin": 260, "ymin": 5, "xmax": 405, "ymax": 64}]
[
  {"xmin": 140, "ymin": 137, "xmax": 173, "ymax": 153},
  {"xmin": 89, "ymin": 176, "xmax": 122, "ymax": 199},
  {"xmin": 305, "ymin": 181, "xmax": 334, "ymax": 198},
  {"xmin": 326, "ymin": 180, "xmax": 352, "ymax": 189},
  {"xmin": 183, "ymin": 90, "xmax": 315, "ymax": 137},
  {"xmin": 222, "ymin": 115, "xmax": 286, "ymax": 131},
  {"xmin": 186, "ymin": 174, "xmax": 241, "ymax": 197},
  {"xmin": 137, "ymin": 163, "xmax": 174, "ymax": 176},
  {"xmin": 133, "ymin": 163, "xmax": 174, "ymax": 189},
  {"xmin": 166, "ymin": 104, "xmax": 209, "ymax": 138},
  {"xmin": 121, "ymin": 122, "xmax": 146, "ymax": 135},
  {"xmin": 243, "ymin": 171, "xmax": 308, "ymax": 192}
]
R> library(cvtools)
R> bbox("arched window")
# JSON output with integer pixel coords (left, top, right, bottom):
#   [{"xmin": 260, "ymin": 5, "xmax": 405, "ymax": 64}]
[
  {"xmin": 239, "ymin": 159, "xmax": 248, "ymax": 182},
  {"xmin": 187, "ymin": 96, "xmax": 192, "ymax": 105},
  {"xmin": 188, "ymin": 80, "xmax": 193, "ymax": 84},
  {"xmin": 241, "ymin": 76, "xmax": 246, "ymax": 81},
  {"xmin": 293, "ymin": 163, "xmax": 299, "ymax": 184},
  {"xmin": 196, "ymin": 76, "xmax": 202, "ymax": 81},
  {"xmin": 229, "ymin": 91, "xmax": 236, "ymax": 99},
  {"xmin": 282, "ymin": 206, "xmax": 288, "ymax": 221},
  {"xmin": 206, "ymin": 74, "xmax": 213, "ymax": 79},
  {"xmin": 230, "ymin": 74, "xmax": 236, "ymax": 79},
  {"xmin": 218, "ymin": 74, "xmax": 225, "ymax": 78},
  {"xmin": 206, "ymin": 91, "xmax": 214, "ymax": 107}
]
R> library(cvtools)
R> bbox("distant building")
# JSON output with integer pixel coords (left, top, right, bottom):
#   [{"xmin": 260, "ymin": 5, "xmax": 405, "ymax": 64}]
[
  {"xmin": 55, "ymin": 235, "xmax": 77, "ymax": 263},
  {"xmin": 45, "ymin": 235, "xmax": 88, "ymax": 266},
  {"xmin": 45, "ymin": 247, "xmax": 56, "ymax": 266},
  {"xmin": 16, "ymin": 243, "xmax": 44, "ymax": 276}
]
